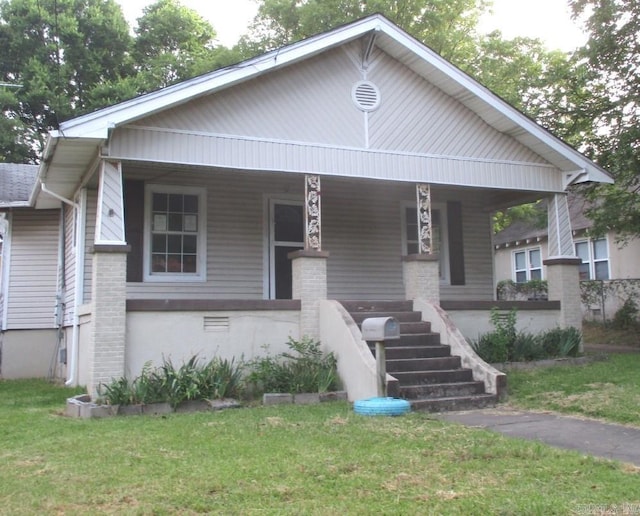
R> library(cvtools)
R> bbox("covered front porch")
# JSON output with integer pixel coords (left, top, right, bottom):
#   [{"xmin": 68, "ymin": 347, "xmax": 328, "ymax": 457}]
[{"xmin": 69, "ymin": 161, "xmax": 576, "ymax": 397}]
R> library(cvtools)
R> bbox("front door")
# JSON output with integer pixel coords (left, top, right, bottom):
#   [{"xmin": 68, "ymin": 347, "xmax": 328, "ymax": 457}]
[{"xmin": 269, "ymin": 200, "xmax": 304, "ymax": 299}]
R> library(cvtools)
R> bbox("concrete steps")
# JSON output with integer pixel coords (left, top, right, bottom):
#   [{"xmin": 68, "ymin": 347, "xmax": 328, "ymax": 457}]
[{"xmin": 340, "ymin": 300, "xmax": 497, "ymax": 412}]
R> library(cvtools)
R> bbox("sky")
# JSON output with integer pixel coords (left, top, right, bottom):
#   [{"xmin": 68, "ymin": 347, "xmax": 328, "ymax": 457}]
[{"xmin": 117, "ymin": 0, "xmax": 588, "ymax": 51}]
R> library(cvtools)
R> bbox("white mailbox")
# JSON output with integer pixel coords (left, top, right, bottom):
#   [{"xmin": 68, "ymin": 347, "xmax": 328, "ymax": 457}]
[{"xmin": 361, "ymin": 316, "xmax": 401, "ymax": 341}]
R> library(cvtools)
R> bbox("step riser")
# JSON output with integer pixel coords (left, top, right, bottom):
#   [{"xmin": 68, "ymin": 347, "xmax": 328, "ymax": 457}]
[
  {"xmin": 351, "ymin": 311, "xmax": 422, "ymax": 324},
  {"xmin": 392, "ymin": 369, "xmax": 474, "ymax": 385},
  {"xmin": 371, "ymin": 346, "xmax": 452, "ymax": 359},
  {"xmin": 410, "ymin": 395, "xmax": 497, "ymax": 412},
  {"xmin": 398, "ymin": 334, "xmax": 440, "ymax": 347},
  {"xmin": 340, "ymin": 301, "xmax": 414, "ymax": 313},
  {"xmin": 400, "ymin": 382, "xmax": 485, "ymax": 399},
  {"xmin": 386, "ymin": 357, "xmax": 462, "ymax": 372}
]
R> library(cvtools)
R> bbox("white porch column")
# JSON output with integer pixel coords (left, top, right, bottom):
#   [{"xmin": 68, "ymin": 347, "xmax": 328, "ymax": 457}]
[
  {"xmin": 290, "ymin": 175, "xmax": 328, "ymax": 339},
  {"xmin": 544, "ymin": 193, "xmax": 582, "ymax": 338},
  {"xmin": 88, "ymin": 160, "xmax": 129, "ymax": 397},
  {"xmin": 403, "ymin": 184, "xmax": 440, "ymax": 304}
]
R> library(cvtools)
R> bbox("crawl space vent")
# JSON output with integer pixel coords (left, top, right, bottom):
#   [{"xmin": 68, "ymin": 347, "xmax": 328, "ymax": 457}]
[
  {"xmin": 203, "ymin": 316, "xmax": 230, "ymax": 332},
  {"xmin": 352, "ymin": 81, "xmax": 380, "ymax": 112}
]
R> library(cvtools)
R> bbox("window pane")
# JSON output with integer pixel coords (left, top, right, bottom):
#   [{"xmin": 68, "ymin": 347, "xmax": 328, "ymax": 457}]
[
  {"xmin": 183, "ymin": 235, "xmax": 197, "ymax": 254},
  {"xmin": 593, "ymin": 239, "xmax": 608, "ymax": 260},
  {"xmin": 167, "ymin": 234, "xmax": 182, "ymax": 253},
  {"xmin": 530, "ymin": 269, "xmax": 542, "ymax": 280},
  {"xmin": 595, "ymin": 261, "xmax": 609, "ymax": 280},
  {"xmin": 167, "ymin": 255, "xmax": 182, "ymax": 272},
  {"xmin": 578, "ymin": 263, "xmax": 590, "ymax": 280},
  {"xmin": 405, "ymin": 207, "xmax": 417, "ymax": 242},
  {"xmin": 168, "ymin": 213, "xmax": 183, "ymax": 231},
  {"xmin": 529, "ymin": 249, "xmax": 541, "ymax": 269},
  {"xmin": 516, "ymin": 271, "xmax": 527, "ymax": 283},
  {"xmin": 274, "ymin": 204, "xmax": 303, "ymax": 242},
  {"xmin": 183, "ymin": 255, "xmax": 197, "ymax": 273},
  {"xmin": 168, "ymin": 194, "xmax": 183, "ymax": 212},
  {"xmin": 152, "ymin": 193, "xmax": 167, "ymax": 212},
  {"xmin": 152, "ymin": 234, "xmax": 167, "ymax": 253},
  {"xmin": 152, "ymin": 254, "xmax": 166, "ymax": 272},
  {"xmin": 514, "ymin": 251, "xmax": 526, "ymax": 271},
  {"xmin": 183, "ymin": 195, "xmax": 198, "ymax": 213},
  {"xmin": 407, "ymin": 243, "xmax": 419, "ymax": 255},
  {"xmin": 575, "ymin": 242, "xmax": 589, "ymax": 262}
]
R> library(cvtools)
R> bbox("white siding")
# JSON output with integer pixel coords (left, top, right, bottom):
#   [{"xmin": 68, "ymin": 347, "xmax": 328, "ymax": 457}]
[
  {"xmin": 84, "ymin": 190, "xmax": 97, "ymax": 304},
  {"xmin": 62, "ymin": 204, "xmax": 75, "ymax": 327},
  {"xmin": 6, "ymin": 210, "xmax": 60, "ymax": 329}
]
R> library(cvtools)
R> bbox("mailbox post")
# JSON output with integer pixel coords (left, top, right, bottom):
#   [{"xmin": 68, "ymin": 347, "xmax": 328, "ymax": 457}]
[{"xmin": 361, "ymin": 317, "xmax": 401, "ymax": 397}]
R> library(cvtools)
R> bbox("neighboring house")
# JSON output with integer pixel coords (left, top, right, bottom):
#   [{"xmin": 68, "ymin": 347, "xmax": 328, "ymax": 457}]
[
  {"xmin": 1, "ymin": 15, "xmax": 612, "ymax": 396},
  {"xmin": 0, "ymin": 163, "xmax": 55, "ymax": 379},
  {"xmin": 494, "ymin": 193, "xmax": 640, "ymax": 319}
]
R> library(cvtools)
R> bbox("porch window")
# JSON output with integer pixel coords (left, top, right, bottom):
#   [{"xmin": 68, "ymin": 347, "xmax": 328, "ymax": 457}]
[
  {"xmin": 513, "ymin": 248, "xmax": 542, "ymax": 283},
  {"xmin": 144, "ymin": 185, "xmax": 206, "ymax": 281},
  {"xmin": 403, "ymin": 205, "xmax": 448, "ymax": 281},
  {"xmin": 575, "ymin": 238, "xmax": 609, "ymax": 280}
]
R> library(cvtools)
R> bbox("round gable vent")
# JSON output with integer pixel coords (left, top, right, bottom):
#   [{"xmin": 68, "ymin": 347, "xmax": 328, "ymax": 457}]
[{"xmin": 352, "ymin": 81, "xmax": 380, "ymax": 112}]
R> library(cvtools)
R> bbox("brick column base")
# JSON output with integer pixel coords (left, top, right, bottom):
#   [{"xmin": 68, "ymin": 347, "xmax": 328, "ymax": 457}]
[
  {"xmin": 88, "ymin": 245, "xmax": 129, "ymax": 398},
  {"xmin": 544, "ymin": 257, "xmax": 583, "ymax": 339},
  {"xmin": 290, "ymin": 250, "xmax": 329, "ymax": 340},
  {"xmin": 403, "ymin": 254, "xmax": 440, "ymax": 304}
]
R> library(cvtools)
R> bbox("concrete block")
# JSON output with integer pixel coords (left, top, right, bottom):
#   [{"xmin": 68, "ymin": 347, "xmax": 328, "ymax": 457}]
[
  {"xmin": 142, "ymin": 402, "xmax": 173, "ymax": 415},
  {"xmin": 263, "ymin": 393, "xmax": 293, "ymax": 405},
  {"xmin": 294, "ymin": 393, "xmax": 320, "ymax": 405}
]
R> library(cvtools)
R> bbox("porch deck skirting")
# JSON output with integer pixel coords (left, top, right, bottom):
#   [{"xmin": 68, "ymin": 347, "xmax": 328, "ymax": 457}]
[{"xmin": 123, "ymin": 299, "xmax": 302, "ymax": 380}]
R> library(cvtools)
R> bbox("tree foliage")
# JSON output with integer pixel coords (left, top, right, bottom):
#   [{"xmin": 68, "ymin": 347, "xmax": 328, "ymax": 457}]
[
  {"xmin": 0, "ymin": 0, "xmax": 241, "ymax": 162},
  {"xmin": 569, "ymin": 0, "xmax": 640, "ymax": 240}
]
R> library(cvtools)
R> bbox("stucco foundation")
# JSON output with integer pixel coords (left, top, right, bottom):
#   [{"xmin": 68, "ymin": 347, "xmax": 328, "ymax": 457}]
[{"xmin": 0, "ymin": 329, "xmax": 58, "ymax": 379}]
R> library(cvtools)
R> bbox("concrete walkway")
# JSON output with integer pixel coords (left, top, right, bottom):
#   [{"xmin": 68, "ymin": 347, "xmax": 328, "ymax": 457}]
[{"xmin": 438, "ymin": 408, "xmax": 640, "ymax": 466}]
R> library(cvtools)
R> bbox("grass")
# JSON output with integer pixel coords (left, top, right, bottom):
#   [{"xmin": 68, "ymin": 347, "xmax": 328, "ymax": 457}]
[
  {"xmin": 507, "ymin": 354, "xmax": 640, "ymax": 425},
  {"xmin": 1, "ymin": 379, "xmax": 639, "ymax": 514}
]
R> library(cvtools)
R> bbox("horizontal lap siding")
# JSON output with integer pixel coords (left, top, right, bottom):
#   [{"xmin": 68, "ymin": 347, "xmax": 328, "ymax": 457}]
[
  {"xmin": 125, "ymin": 169, "xmax": 304, "ymax": 300},
  {"xmin": 323, "ymin": 180, "xmax": 407, "ymax": 300},
  {"xmin": 441, "ymin": 195, "xmax": 494, "ymax": 301},
  {"xmin": 7, "ymin": 210, "xmax": 60, "ymax": 329},
  {"xmin": 83, "ymin": 191, "xmax": 97, "ymax": 303}
]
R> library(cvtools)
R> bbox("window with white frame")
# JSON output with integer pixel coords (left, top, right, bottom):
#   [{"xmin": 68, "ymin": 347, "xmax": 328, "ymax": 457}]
[
  {"xmin": 144, "ymin": 185, "xmax": 206, "ymax": 281},
  {"xmin": 513, "ymin": 247, "xmax": 542, "ymax": 283},
  {"xmin": 575, "ymin": 237, "xmax": 609, "ymax": 280},
  {"xmin": 402, "ymin": 204, "xmax": 449, "ymax": 281}
]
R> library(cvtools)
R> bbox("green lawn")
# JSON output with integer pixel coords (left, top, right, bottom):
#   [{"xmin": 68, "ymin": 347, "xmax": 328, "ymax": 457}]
[
  {"xmin": 1, "ymin": 379, "xmax": 638, "ymax": 514},
  {"xmin": 507, "ymin": 353, "xmax": 640, "ymax": 425}
]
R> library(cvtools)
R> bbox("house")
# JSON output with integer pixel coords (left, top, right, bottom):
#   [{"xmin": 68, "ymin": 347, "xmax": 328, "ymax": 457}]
[
  {"xmin": 1, "ymin": 15, "xmax": 612, "ymax": 398},
  {"xmin": 494, "ymin": 193, "xmax": 640, "ymax": 320}
]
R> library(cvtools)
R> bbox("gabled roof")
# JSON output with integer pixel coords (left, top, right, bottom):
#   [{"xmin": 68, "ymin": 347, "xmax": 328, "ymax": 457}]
[
  {"xmin": 35, "ymin": 14, "xmax": 612, "ymax": 208},
  {"xmin": 0, "ymin": 164, "xmax": 39, "ymax": 207}
]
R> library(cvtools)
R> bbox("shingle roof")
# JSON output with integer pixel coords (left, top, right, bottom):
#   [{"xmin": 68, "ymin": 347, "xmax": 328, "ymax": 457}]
[
  {"xmin": 494, "ymin": 192, "xmax": 593, "ymax": 246},
  {"xmin": 0, "ymin": 163, "xmax": 38, "ymax": 207}
]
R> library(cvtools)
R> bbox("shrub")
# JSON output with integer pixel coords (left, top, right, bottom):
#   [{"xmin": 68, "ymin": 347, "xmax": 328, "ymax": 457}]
[
  {"xmin": 539, "ymin": 327, "xmax": 581, "ymax": 357},
  {"xmin": 611, "ymin": 298, "xmax": 639, "ymax": 330},
  {"xmin": 98, "ymin": 354, "xmax": 244, "ymax": 407},
  {"xmin": 247, "ymin": 336, "xmax": 338, "ymax": 395}
]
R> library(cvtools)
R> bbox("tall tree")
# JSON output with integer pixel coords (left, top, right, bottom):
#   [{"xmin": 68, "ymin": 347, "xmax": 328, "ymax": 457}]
[
  {"xmin": 0, "ymin": 0, "xmax": 132, "ymax": 161},
  {"xmin": 568, "ymin": 0, "xmax": 640, "ymax": 241},
  {"xmin": 241, "ymin": 0, "xmax": 488, "ymax": 63},
  {"xmin": 133, "ymin": 0, "xmax": 218, "ymax": 89}
]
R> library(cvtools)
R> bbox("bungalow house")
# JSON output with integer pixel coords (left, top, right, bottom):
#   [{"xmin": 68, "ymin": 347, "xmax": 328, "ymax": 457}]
[
  {"xmin": 494, "ymin": 193, "xmax": 640, "ymax": 321},
  {"xmin": 1, "ymin": 15, "xmax": 612, "ymax": 402}
]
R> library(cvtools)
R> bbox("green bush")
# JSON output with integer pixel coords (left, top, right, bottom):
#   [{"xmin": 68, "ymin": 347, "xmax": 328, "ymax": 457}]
[
  {"xmin": 611, "ymin": 298, "xmax": 639, "ymax": 330},
  {"xmin": 472, "ymin": 308, "xmax": 582, "ymax": 363},
  {"xmin": 246, "ymin": 336, "xmax": 339, "ymax": 395},
  {"xmin": 98, "ymin": 355, "xmax": 244, "ymax": 407}
]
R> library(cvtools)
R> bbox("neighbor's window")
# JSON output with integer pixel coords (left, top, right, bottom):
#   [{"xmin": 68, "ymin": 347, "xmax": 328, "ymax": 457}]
[
  {"xmin": 513, "ymin": 248, "xmax": 542, "ymax": 283},
  {"xmin": 403, "ymin": 205, "xmax": 448, "ymax": 281},
  {"xmin": 575, "ymin": 238, "xmax": 609, "ymax": 280},
  {"xmin": 144, "ymin": 185, "xmax": 206, "ymax": 281}
]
